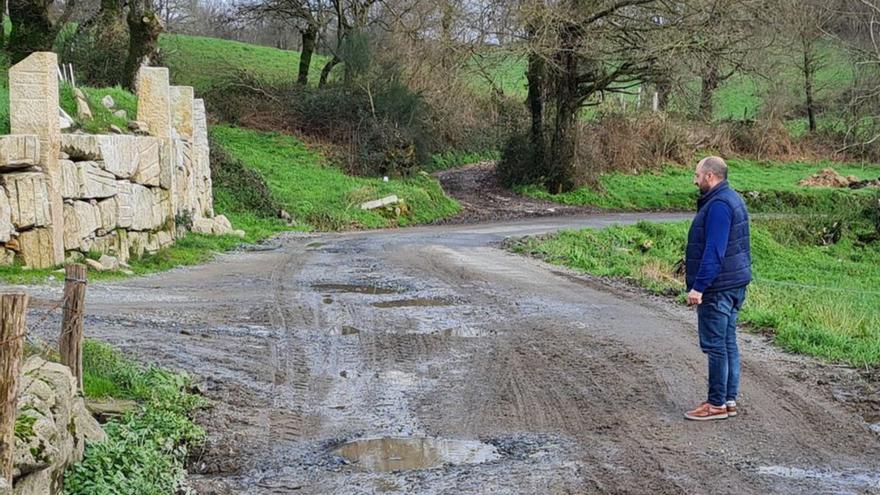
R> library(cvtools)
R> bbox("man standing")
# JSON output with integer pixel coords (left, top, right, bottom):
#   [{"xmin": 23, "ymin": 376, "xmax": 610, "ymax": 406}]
[{"xmin": 684, "ymin": 156, "xmax": 752, "ymax": 421}]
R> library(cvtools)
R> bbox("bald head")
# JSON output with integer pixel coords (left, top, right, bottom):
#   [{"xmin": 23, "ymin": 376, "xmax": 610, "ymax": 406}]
[
  {"xmin": 698, "ymin": 156, "xmax": 728, "ymax": 180},
  {"xmin": 694, "ymin": 156, "xmax": 728, "ymax": 193}
]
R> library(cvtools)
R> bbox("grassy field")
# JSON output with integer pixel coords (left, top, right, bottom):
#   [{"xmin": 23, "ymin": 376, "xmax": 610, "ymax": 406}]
[
  {"xmin": 520, "ymin": 158, "xmax": 880, "ymax": 212},
  {"xmin": 159, "ymin": 34, "xmax": 331, "ymax": 94},
  {"xmin": 509, "ymin": 218, "xmax": 880, "ymax": 366},
  {"xmin": 211, "ymin": 124, "xmax": 460, "ymax": 230},
  {"xmin": 471, "ymin": 42, "xmax": 853, "ymax": 125}
]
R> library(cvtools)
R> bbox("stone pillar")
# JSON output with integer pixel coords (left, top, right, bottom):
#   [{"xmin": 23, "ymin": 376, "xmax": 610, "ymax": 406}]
[
  {"xmin": 193, "ymin": 99, "xmax": 208, "ymax": 148},
  {"xmin": 9, "ymin": 52, "xmax": 65, "ymax": 267},
  {"xmin": 170, "ymin": 86, "xmax": 194, "ymax": 141},
  {"xmin": 192, "ymin": 98, "xmax": 213, "ymax": 217},
  {"xmin": 136, "ymin": 67, "xmax": 172, "ymax": 139},
  {"xmin": 136, "ymin": 68, "xmax": 176, "ymax": 230}
]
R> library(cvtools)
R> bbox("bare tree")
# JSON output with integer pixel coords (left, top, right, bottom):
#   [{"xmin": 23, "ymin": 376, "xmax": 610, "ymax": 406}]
[
  {"xmin": 676, "ymin": 0, "xmax": 773, "ymax": 120},
  {"xmin": 514, "ymin": 0, "xmax": 691, "ymax": 192},
  {"xmin": 779, "ymin": 0, "xmax": 835, "ymax": 132},
  {"xmin": 124, "ymin": 0, "xmax": 163, "ymax": 88},
  {"xmin": 236, "ymin": 0, "xmax": 329, "ymax": 84},
  {"xmin": 826, "ymin": 0, "xmax": 880, "ymax": 154}
]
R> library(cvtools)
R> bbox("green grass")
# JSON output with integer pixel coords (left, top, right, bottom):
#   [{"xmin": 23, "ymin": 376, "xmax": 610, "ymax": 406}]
[
  {"xmin": 59, "ymin": 83, "xmax": 138, "ymax": 134},
  {"xmin": 470, "ymin": 41, "xmax": 853, "ymax": 126},
  {"xmin": 211, "ymin": 124, "xmax": 460, "ymax": 230},
  {"xmin": 509, "ymin": 219, "xmax": 880, "ymax": 365},
  {"xmin": 427, "ymin": 149, "xmax": 500, "ymax": 172},
  {"xmin": 64, "ymin": 339, "xmax": 205, "ymax": 495},
  {"xmin": 520, "ymin": 158, "xmax": 880, "ymax": 212},
  {"xmin": 159, "ymin": 33, "xmax": 331, "ymax": 94}
]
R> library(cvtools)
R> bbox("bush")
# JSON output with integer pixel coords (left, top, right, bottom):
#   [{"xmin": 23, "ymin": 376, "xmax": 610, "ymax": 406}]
[
  {"xmin": 65, "ymin": 340, "xmax": 205, "ymax": 495},
  {"xmin": 497, "ymin": 131, "xmax": 542, "ymax": 187},
  {"xmin": 203, "ymin": 33, "xmax": 519, "ymax": 178},
  {"xmin": 57, "ymin": 20, "xmax": 130, "ymax": 88},
  {"xmin": 209, "ymin": 135, "xmax": 281, "ymax": 218},
  {"xmin": 577, "ymin": 112, "xmax": 690, "ymax": 179}
]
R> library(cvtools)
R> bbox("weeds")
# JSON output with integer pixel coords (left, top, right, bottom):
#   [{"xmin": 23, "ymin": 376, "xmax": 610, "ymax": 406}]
[{"xmin": 64, "ymin": 340, "xmax": 205, "ymax": 495}]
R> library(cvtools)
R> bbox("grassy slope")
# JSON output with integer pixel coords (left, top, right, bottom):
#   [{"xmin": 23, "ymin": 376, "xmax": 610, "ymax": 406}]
[
  {"xmin": 211, "ymin": 124, "xmax": 460, "ymax": 230},
  {"xmin": 520, "ymin": 158, "xmax": 880, "ymax": 212},
  {"xmin": 159, "ymin": 34, "xmax": 330, "ymax": 93},
  {"xmin": 510, "ymin": 220, "xmax": 880, "ymax": 365}
]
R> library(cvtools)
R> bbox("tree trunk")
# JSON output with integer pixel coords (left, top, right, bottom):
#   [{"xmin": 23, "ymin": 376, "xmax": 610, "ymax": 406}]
[
  {"xmin": 544, "ymin": 22, "xmax": 580, "ymax": 194},
  {"xmin": 297, "ymin": 25, "xmax": 317, "ymax": 86},
  {"xmin": 1, "ymin": 2, "xmax": 5, "ymax": 48},
  {"xmin": 8, "ymin": 0, "xmax": 55, "ymax": 63},
  {"xmin": 803, "ymin": 42, "xmax": 817, "ymax": 133},
  {"xmin": 89, "ymin": 0, "xmax": 129, "ymax": 86},
  {"xmin": 440, "ymin": 0, "xmax": 454, "ymax": 69},
  {"xmin": 124, "ymin": 0, "xmax": 163, "ymax": 90},
  {"xmin": 699, "ymin": 61, "xmax": 719, "ymax": 121},
  {"xmin": 319, "ymin": 55, "xmax": 340, "ymax": 87},
  {"xmin": 656, "ymin": 79, "xmax": 671, "ymax": 111},
  {"xmin": 526, "ymin": 49, "xmax": 546, "ymax": 182}
]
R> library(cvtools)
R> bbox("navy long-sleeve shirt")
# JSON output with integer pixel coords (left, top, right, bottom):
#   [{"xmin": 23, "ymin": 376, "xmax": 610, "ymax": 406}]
[{"xmin": 692, "ymin": 201, "xmax": 732, "ymax": 293}]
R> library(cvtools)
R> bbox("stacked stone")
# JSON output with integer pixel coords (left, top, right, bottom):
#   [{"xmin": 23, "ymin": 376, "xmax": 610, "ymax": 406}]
[
  {"xmin": 0, "ymin": 135, "xmax": 53, "ymax": 267},
  {"xmin": 0, "ymin": 55, "xmax": 228, "ymax": 269},
  {"xmin": 169, "ymin": 85, "xmax": 214, "ymax": 220},
  {"xmin": 58, "ymin": 134, "xmax": 175, "ymax": 263}
]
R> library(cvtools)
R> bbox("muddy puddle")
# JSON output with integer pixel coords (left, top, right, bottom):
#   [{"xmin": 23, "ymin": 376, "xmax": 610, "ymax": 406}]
[
  {"xmin": 439, "ymin": 327, "xmax": 495, "ymax": 337},
  {"xmin": 372, "ymin": 298, "xmax": 454, "ymax": 308},
  {"xmin": 312, "ymin": 283, "xmax": 399, "ymax": 295},
  {"xmin": 334, "ymin": 437, "xmax": 500, "ymax": 472},
  {"xmin": 341, "ymin": 325, "xmax": 360, "ymax": 336}
]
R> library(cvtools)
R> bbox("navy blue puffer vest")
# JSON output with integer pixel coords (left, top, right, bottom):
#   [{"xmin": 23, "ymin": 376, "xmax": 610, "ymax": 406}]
[{"xmin": 685, "ymin": 181, "xmax": 752, "ymax": 292}]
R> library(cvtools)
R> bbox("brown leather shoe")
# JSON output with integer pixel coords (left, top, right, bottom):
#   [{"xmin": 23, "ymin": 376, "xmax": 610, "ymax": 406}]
[
  {"xmin": 726, "ymin": 401, "xmax": 737, "ymax": 417},
  {"xmin": 684, "ymin": 402, "xmax": 728, "ymax": 421}
]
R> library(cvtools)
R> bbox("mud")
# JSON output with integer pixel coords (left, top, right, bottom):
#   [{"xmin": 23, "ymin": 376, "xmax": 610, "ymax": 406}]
[
  {"xmin": 433, "ymin": 162, "xmax": 597, "ymax": 224},
  {"xmin": 312, "ymin": 284, "xmax": 399, "ymax": 295},
  {"xmin": 16, "ymin": 213, "xmax": 880, "ymax": 495},
  {"xmin": 334, "ymin": 437, "xmax": 500, "ymax": 472},
  {"xmin": 371, "ymin": 298, "xmax": 455, "ymax": 308}
]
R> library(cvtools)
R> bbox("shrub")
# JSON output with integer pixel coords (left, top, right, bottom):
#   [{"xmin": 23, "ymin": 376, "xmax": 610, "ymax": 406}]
[{"xmin": 65, "ymin": 340, "xmax": 205, "ymax": 495}]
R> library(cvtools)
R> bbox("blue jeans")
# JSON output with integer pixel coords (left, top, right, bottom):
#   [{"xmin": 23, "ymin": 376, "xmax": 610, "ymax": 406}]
[{"xmin": 698, "ymin": 287, "xmax": 747, "ymax": 407}]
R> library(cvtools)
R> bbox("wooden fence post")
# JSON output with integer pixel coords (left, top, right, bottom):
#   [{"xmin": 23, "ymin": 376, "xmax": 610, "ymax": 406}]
[
  {"xmin": 0, "ymin": 293, "xmax": 28, "ymax": 486},
  {"xmin": 60, "ymin": 264, "xmax": 87, "ymax": 394}
]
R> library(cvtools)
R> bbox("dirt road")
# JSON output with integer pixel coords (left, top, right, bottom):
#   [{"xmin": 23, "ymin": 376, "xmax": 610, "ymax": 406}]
[{"xmin": 22, "ymin": 213, "xmax": 880, "ymax": 494}]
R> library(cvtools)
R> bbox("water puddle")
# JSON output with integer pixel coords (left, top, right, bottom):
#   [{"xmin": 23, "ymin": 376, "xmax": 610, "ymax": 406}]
[
  {"xmin": 439, "ymin": 327, "xmax": 494, "ymax": 337},
  {"xmin": 757, "ymin": 465, "xmax": 880, "ymax": 489},
  {"xmin": 372, "ymin": 298, "xmax": 454, "ymax": 308},
  {"xmin": 312, "ymin": 283, "xmax": 399, "ymax": 295},
  {"xmin": 322, "ymin": 297, "xmax": 333, "ymax": 304},
  {"xmin": 341, "ymin": 325, "xmax": 360, "ymax": 336},
  {"xmin": 334, "ymin": 437, "xmax": 500, "ymax": 472}
]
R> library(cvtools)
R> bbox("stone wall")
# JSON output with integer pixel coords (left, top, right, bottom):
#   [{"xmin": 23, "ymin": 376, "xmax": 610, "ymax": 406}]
[
  {"xmin": 12, "ymin": 357, "xmax": 107, "ymax": 495},
  {"xmin": 0, "ymin": 53, "xmax": 227, "ymax": 269}
]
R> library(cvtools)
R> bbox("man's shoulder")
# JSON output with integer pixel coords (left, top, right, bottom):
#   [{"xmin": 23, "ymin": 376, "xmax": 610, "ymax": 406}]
[{"xmin": 715, "ymin": 187, "xmax": 748, "ymax": 210}]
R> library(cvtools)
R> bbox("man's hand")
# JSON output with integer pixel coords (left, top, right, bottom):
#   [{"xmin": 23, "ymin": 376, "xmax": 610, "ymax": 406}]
[{"xmin": 687, "ymin": 289, "xmax": 703, "ymax": 306}]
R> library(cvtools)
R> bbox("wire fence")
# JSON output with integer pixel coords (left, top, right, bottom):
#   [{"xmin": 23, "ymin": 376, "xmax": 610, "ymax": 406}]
[{"xmin": 753, "ymin": 276, "xmax": 880, "ymax": 296}]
